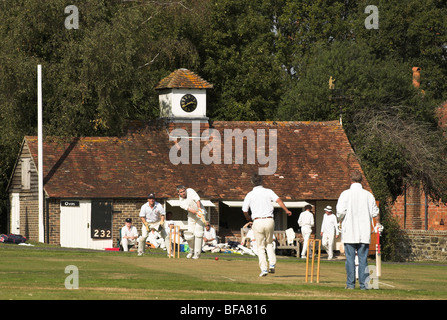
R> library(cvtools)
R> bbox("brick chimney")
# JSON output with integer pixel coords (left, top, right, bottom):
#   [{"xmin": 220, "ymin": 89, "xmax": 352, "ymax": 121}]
[{"xmin": 412, "ymin": 67, "xmax": 421, "ymax": 89}]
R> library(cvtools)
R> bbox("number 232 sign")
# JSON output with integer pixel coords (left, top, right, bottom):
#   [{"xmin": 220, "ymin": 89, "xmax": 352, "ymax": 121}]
[{"xmin": 92, "ymin": 229, "xmax": 111, "ymax": 239}]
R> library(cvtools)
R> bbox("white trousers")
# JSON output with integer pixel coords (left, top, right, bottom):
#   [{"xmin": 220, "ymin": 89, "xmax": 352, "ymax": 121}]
[
  {"xmin": 252, "ymin": 218, "xmax": 276, "ymax": 272},
  {"xmin": 138, "ymin": 222, "xmax": 166, "ymax": 254},
  {"xmin": 301, "ymin": 226, "xmax": 312, "ymax": 257},
  {"xmin": 121, "ymin": 238, "xmax": 136, "ymax": 252},
  {"xmin": 186, "ymin": 213, "xmax": 205, "ymax": 257},
  {"xmin": 322, "ymin": 232, "xmax": 335, "ymax": 259},
  {"xmin": 202, "ymin": 239, "xmax": 218, "ymax": 248}
]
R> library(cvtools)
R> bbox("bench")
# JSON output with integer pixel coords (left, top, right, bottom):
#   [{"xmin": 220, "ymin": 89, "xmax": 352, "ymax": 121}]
[{"xmin": 274, "ymin": 230, "xmax": 300, "ymax": 257}]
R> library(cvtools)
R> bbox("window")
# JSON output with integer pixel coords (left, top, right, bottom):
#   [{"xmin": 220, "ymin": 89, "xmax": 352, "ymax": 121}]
[{"xmin": 21, "ymin": 158, "xmax": 31, "ymax": 190}]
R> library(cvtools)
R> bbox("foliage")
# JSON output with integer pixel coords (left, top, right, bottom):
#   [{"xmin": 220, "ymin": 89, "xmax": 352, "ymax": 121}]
[
  {"xmin": 379, "ymin": 204, "xmax": 413, "ymax": 262},
  {"xmin": 199, "ymin": 0, "xmax": 286, "ymax": 120},
  {"xmin": 275, "ymin": 39, "xmax": 447, "ymax": 201},
  {"xmin": 0, "ymin": 0, "xmax": 208, "ymax": 232},
  {"xmin": 353, "ymin": 0, "xmax": 447, "ymax": 100}
]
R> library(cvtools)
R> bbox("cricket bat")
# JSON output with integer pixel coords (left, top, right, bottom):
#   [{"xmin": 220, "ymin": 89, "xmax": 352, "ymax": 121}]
[
  {"xmin": 188, "ymin": 199, "xmax": 206, "ymax": 224},
  {"xmin": 374, "ymin": 200, "xmax": 382, "ymax": 277},
  {"xmin": 197, "ymin": 208, "xmax": 206, "ymax": 224},
  {"xmin": 376, "ymin": 228, "xmax": 382, "ymax": 277}
]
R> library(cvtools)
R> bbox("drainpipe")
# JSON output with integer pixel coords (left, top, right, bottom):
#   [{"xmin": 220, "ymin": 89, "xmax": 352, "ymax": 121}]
[
  {"xmin": 404, "ymin": 185, "xmax": 407, "ymax": 229},
  {"xmin": 424, "ymin": 191, "xmax": 428, "ymax": 230}
]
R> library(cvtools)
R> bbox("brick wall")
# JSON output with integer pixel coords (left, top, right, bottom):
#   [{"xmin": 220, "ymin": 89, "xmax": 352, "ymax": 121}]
[
  {"xmin": 208, "ymin": 201, "xmax": 219, "ymax": 228},
  {"xmin": 391, "ymin": 185, "xmax": 447, "ymax": 231},
  {"xmin": 47, "ymin": 199, "xmax": 60, "ymax": 245},
  {"xmin": 36, "ymin": 198, "xmax": 220, "ymax": 247},
  {"xmin": 112, "ymin": 200, "xmax": 145, "ymax": 247},
  {"xmin": 19, "ymin": 193, "xmax": 39, "ymax": 241}
]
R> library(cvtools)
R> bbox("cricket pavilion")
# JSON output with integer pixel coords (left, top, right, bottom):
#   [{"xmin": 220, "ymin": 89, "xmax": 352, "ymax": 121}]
[{"xmin": 7, "ymin": 69, "xmax": 375, "ymax": 254}]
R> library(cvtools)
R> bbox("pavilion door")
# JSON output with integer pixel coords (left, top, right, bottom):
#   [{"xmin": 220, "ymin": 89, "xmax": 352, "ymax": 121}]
[{"xmin": 60, "ymin": 200, "xmax": 113, "ymax": 249}]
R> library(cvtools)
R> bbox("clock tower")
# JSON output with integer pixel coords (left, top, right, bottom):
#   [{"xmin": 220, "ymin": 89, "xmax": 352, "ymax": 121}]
[{"xmin": 155, "ymin": 68, "xmax": 213, "ymax": 121}]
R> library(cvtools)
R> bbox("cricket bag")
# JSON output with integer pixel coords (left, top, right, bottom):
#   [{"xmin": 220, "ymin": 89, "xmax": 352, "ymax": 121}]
[{"xmin": 0, "ymin": 234, "xmax": 27, "ymax": 244}]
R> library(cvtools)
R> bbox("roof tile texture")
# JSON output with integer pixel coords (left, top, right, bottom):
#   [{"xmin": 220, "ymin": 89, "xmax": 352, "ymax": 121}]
[
  {"xmin": 26, "ymin": 120, "xmax": 369, "ymax": 200},
  {"xmin": 155, "ymin": 68, "xmax": 213, "ymax": 90}
]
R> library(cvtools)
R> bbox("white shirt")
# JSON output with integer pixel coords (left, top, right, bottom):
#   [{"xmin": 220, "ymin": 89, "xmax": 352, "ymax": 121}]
[
  {"xmin": 204, "ymin": 227, "xmax": 217, "ymax": 240},
  {"xmin": 139, "ymin": 201, "xmax": 165, "ymax": 222},
  {"xmin": 298, "ymin": 210, "xmax": 314, "ymax": 228},
  {"xmin": 121, "ymin": 225, "xmax": 138, "ymax": 239},
  {"xmin": 336, "ymin": 183, "xmax": 379, "ymax": 244},
  {"xmin": 246, "ymin": 229, "xmax": 255, "ymax": 240},
  {"xmin": 179, "ymin": 188, "xmax": 201, "ymax": 211},
  {"xmin": 147, "ymin": 230, "xmax": 162, "ymax": 244},
  {"xmin": 242, "ymin": 186, "xmax": 279, "ymax": 219},
  {"xmin": 320, "ymin": 213, "xmax": 339, "ymax": 236},
  {"xmin": 165, "ymin": 220, "xmax": 176, "ymax": 230}
]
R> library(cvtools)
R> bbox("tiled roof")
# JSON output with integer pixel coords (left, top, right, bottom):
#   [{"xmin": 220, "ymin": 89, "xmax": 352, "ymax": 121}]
[
  {"xmin": 26, "ymin": 120, "xmax": 370, "ymax": 200},
  {"xmin": 155, "ymin": 68, "xmax": 213, "ymax": 90}
]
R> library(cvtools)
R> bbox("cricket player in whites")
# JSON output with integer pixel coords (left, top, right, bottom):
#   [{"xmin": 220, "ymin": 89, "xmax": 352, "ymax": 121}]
[
  {"xmin": 177, "ymin": 185, "xmax": 207, "ymax": 259},
  {"xmin": 138, "ymin": 193, "xmax": 166, "ymax": 256},
  {"xmin": 242, "ymin": 174, "xmax": 291, "ymax": 277}
]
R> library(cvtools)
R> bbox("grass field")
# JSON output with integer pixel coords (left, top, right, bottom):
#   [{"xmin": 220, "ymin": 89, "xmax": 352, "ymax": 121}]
[{"xmin": 1, "ymin": 243, "xmax": 446, "ymax": 301}]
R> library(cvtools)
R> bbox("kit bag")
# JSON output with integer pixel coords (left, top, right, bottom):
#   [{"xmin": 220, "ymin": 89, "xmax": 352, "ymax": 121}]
[{"xmin": 0, "ymin": 234, "xmax": 27, "ymax": 244}]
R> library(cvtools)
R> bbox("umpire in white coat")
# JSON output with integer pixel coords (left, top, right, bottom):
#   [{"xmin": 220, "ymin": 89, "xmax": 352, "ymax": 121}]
[
  {"xmin": 242, "ymin": 174, "xmax": 291, "ymax": 277},
  {"xmin": 336, "ymin": 170, "xmax": 379, "ymax": 289},
  {"xmin": 320, "ymin": 206, "xmax": 339, "ymax": 260}
]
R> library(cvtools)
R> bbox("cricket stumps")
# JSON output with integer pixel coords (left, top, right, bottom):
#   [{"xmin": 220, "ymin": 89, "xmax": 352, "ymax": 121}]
[{"xmin": 305, "ymin": 239, "xmax": 321, "ymax": 283}]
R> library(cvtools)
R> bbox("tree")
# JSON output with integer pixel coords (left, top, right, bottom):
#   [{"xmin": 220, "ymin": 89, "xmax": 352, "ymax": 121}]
[
  {"xmin": 275, "ymin": 38, "xmax": 447, "ymax": 209},
  {"xmin": 0, "ymin": 0, "xmax": 209, "ymax": 232},
  {"xmin": 269, "ymin": 0, "xmax": 359, "ymax": 77},
  {"xmin": 199, "ymin": 0, "xmax": 286, "ymax": 121},
  {"xmin": 352, "ymin": 0, "xmax": 447, "ymax": 100}
]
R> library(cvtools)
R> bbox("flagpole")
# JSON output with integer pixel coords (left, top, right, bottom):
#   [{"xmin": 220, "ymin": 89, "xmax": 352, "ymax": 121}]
[{"xmin": 38, "ymin": 65, "xmax": 44, "ymax": 243}]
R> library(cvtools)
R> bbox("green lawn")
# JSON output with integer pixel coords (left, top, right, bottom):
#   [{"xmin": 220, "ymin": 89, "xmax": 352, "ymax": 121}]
[{"xmin": 0, "ymin": 243, "xmax": 446, "ymax": 300}]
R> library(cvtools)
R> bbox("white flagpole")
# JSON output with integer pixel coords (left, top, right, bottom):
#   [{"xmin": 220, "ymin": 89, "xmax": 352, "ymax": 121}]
[{"xmin": 38, "ymin": 65, "xmax": 44, "ymax": 243}]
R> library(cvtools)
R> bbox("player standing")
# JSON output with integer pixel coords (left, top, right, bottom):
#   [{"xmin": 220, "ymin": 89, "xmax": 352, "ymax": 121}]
[
  {"xmin": 138, "ymin": 193, "xmax": 166, "ymax": 256},
  {"xmin": 242, "ymin": 174, "xmax": 291, "ymax": 277},
  {"xmin": 177, "ymin": 185, "xmax": 207, "ymax": 259}
]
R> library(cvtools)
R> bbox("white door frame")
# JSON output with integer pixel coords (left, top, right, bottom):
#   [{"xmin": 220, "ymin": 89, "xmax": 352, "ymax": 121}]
[{"xmin": 10, "ymin": 193, "xmax": 20, "ymax": 234}]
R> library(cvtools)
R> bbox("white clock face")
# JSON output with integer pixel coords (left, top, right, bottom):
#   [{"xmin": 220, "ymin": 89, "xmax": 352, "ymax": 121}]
[{"xmin": 180, "ymin": 94, "xmax": 197, "ymax": 113}]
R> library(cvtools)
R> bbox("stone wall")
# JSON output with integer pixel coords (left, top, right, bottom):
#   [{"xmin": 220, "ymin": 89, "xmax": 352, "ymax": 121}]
[{"xmin": 398, "ymin": 230, "xmax": 447, "ymax": 262}]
